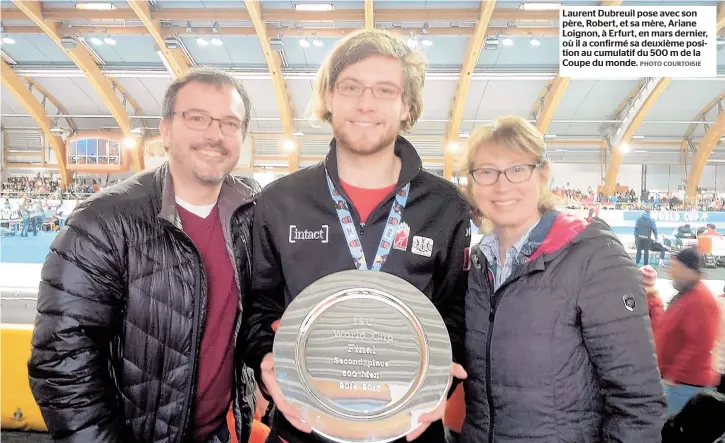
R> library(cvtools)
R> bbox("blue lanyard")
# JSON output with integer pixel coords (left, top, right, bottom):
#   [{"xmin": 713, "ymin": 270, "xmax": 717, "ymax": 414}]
[{"xmin": 325, "ymin": 172, "xmax": 410, "ymax": 271}]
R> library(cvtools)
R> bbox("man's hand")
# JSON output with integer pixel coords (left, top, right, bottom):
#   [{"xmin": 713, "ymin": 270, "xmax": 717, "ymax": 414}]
[
  {"xmin": 406, "ymin": 363, "xmax": 467, "ymax": 442},
  {"xmin": 260, "ymin": 353, "xmax": 312, "ymax": 433}
]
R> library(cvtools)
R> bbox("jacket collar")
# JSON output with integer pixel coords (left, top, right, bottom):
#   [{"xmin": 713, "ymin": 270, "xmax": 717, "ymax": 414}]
[
  {"xmin": 324, "ymin": 135, "xmax": 423, "ymax": 189},
  {"xmin": 155, "ymin": 162, "xmax": 254, "ymax": 228}
]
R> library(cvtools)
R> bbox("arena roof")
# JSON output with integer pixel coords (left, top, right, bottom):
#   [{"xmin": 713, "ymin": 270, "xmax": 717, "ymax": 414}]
[{"xmin": 1, "ymin": 0, "xmax": 724, "ymax": 197}]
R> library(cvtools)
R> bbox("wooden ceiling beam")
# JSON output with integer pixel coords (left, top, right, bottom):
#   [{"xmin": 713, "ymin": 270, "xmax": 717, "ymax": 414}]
[
  {"xmin": 0, "ymin": 7, "xmax": 557, "ymax": 23},
  {"xmin": 11, "ymin": 0, "xmax": 144, "ymax": 172},
  {"xmin": 23, "ymin": 77, "xmax": 78, "ymax": 132},
  {"xmin": 3, "ymin": 25, "xmax": 559, "ymax": 38},
  {"xmin": 126, "ymin": 0, "xmax": 189, "ymax": 79},
  {"xmin": 686, "ymin": 111, "xmax": 725, "ymax": 202},
  {"xmin": 603, "ymin": 78, "xmax": 671, "ymax": 196},
  {"xmin": 364, "ymin": 0, "xmax": 374, "ymax": 30},
  {"xmin": 1, "ymin": 59, "xmax": 71, "ymax": 186},
  {"xmin": 244, "ymin": 0, "xmax": 297, "ymax": 172},
  {"xmin": 444, "ymin": 0, "xmax": 497, "ymax": 180},
  {"xmin": 534, "ymin": 75, "xmax": 569, "ymax": 135}
]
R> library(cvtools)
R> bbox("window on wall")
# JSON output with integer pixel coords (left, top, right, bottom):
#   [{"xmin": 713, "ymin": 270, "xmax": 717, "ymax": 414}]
[
  {"xmin": 67, "ymin": 138, "xmax": 121, "ymax": 165},
  {"xmin": 144, "ymin": 140, "xmax": 166, "ymax": 157}
]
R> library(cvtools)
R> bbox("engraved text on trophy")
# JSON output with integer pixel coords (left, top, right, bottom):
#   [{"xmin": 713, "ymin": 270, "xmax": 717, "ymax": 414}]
[{"xmin": 303, "ymin": 296, "xmax": 423, "ymax": 415}]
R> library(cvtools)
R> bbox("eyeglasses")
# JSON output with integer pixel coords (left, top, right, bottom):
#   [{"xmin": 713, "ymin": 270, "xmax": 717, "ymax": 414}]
[
  {"xmin": 172, "ymin": 111, "xmax": 246, "ymax": 136},
  {"xmin": 469, "ymin": 164, "xmax": 541, "ymax": 186},
  {"xmin": 335, "ymin": 80, "xmax": 403, "ymax": 100}
]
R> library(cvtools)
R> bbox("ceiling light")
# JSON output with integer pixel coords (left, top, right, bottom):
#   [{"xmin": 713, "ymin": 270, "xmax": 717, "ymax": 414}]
[
  {"xmin": 283, "ymin": 139, "xmax": 297, "ymax": 152},
  {"xmin": 502, "ymin": 38, "xmax": 514, "ymax": 47},
  {"xmin": 90, "ymin": 37, "xmax": 103, "ymax": 46},
  {"xmin": 103, "ymin": 37, "xmax": 116, "ymax": 45},
  {"xmin": 197, "ymin": 37, "xmax": 209, "ymax": 47},
  {"xmin": 298, "ymin": 38, "xmax": 310, "ymax": 48},
  {"xmin": 123, "ymin": 137, "xmax": 137, "ymax": 149},
  {"xmin": 75, "ymin": 2, "xmax": 116, "ymax": 10},
  {"xmin": 1, "ymin": 37, "xmax": 15, "ymax": 45},
  {"xmin": 520, "ymin": 2, "xmax": 561, "ymax": 11},
  {"xmin": 447, "ymin": 142, "xmax": 460, "ymax": 153},
  {"xmin": 529, "ymin": 38, "xmax": 541, "ymax": 47},
  {"xmin": 421, "ymin": 38, "xmax": 433, "ymax": 47},
  {"xmin": 210, "ymin": 37, "xmax": 223, "ymax": 46},
  {"xmin": 312, "ymin": 38, "xmax": 323, "ymax": 47},
  {"xmin": 406, "ymin": 38, "xmax": 418, "ymax": 49},
  {"xmin": 293, "ymin": 3, "xmax": 334, "ymax": 11},
  {"xmin": 293, "ymin": 132, "xmax": 304, "ymax": 136},
  {"xmin": 618, "ymin": 144, "xmax": 630, "ymax": 153}
]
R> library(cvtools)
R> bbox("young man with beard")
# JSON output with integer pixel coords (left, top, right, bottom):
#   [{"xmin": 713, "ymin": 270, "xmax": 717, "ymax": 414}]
[
  {"xmin": 244, "ymin": 29, "xmax": 470, "ymax": 443},
  {"xmin": 28, "ymin": 67, "xmax": 258, "ymax": 443}
]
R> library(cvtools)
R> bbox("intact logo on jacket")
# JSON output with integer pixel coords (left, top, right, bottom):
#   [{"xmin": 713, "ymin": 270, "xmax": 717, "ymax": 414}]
[{"xmin": 289, "ymin": 225, "xmax": 329, "ymax": 243}]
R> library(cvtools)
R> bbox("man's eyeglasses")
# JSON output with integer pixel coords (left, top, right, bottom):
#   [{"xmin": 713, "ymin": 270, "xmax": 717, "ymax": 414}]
[
  {"xmin": 469, "ymin": 164, "xmax": 541, "ymax": 186},
  {"xmin": 335, "ymin": 80, "xmax": 403, "ymax": 100},
  {"xmin": 172, "ymin": 111, "xmax": 246, "ymax": 136}
]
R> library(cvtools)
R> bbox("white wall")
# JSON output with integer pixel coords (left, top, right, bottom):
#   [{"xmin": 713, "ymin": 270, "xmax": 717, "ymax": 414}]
[
  {"xmin": 549, "ymin": 163, "xmax": 603, "ymax": 190},
  {"xmin": 549, "ymin": 163, "xmax": 642, "ymax": 191},
  {"xmin": 616, "ymin": 164, "xmax": 643, "ymax": 191},
  {"xmin": 644, "ymin": 164, "xmax": 725, "ymax": 193},
  {"xmin": 645, "ymin": 165, "xmax": 682, "ymax": 192}
]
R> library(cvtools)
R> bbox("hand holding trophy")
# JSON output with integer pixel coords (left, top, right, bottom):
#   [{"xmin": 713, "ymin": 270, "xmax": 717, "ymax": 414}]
[{"xmin": 272, "ymin": 270, "xmax": 456, "ymax": 443}]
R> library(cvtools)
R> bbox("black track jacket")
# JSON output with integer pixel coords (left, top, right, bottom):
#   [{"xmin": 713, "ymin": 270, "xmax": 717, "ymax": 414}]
[{"xmin": 244, "ymin": 135, "xmax": 471, "ymax": 443}]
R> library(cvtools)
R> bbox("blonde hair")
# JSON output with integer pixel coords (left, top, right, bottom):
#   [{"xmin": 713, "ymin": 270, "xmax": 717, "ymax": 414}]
[
  {"xmin": 457, "ymin": 116, "xmax": 563, "ymax": 224},
  {"xmin": 308, "ymin": 29, "xmax": 427, "ymax": 132}
]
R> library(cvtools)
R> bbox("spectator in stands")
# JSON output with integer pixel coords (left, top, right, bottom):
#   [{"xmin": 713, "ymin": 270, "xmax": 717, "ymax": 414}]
[
  {"xmin": 641, "ymin": 265, "xmax": 665, "ymax": 333},
  {"xmin": 244, "ymin": 29, "xmax": 469, "ymax": 443},
  {"xmin": 635, "ymin": 208, "xmax": 658, "ymax": 265},
  {"xmin": 716, "ymin": 287, "xmax": 725, "ymax": 395},
  {"xmin": 655, "ymin": 248, "xmax": 721, "ymax": 415},
  {"xmin": 27, "ymin": 67, "xmax": 259, "ymax": 443},
  {"xmin": 705, "ymin": 223, "xmax": 723, "ymax": 239},
  {"xmin": 459, "ymin": 115, "xmax": 666, "ymax": 443}
]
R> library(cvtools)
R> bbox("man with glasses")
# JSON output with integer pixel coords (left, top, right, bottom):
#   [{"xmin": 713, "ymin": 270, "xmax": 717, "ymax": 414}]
[
  {"xmin": 244, "ymin": 29, "xmax": 471, "ymax": 443},
  {"xmin": 28, "ymin": 67, "xmax": 258, "ymax": 443}
]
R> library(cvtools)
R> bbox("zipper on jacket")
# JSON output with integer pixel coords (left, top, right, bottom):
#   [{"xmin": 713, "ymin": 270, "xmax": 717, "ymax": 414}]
[
  {"xmin": 485, "ymin": 273, "xmax": 497, "ymax": 443},
  {"xmin": 482, "ymin": 259, "xmax": 544, "ymax": 443}
]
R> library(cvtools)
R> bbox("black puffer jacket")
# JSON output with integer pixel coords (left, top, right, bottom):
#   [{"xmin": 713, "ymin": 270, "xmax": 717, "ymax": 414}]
[
  {"xmin": 28, "ymin": 164, "xmax": 258, "ymax": 443},
  {"xmin": 462, "ymin": 213, "xmax": 667, "ymax": 443}
]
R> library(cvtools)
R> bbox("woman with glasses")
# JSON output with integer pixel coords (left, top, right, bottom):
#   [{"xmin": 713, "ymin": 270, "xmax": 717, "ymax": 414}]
[{"xmin": 458, "ymin": 116, "xmax": 667, "ymax": 443}]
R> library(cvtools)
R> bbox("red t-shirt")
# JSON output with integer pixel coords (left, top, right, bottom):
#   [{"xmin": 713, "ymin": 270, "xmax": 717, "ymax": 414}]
[
  {"xmin": 177, "ymin": 204, "xmax": 238, "ymax": 441},
  {"xmin": 340, "ymin": 180, "xmax": 396, "ymax": 223}
]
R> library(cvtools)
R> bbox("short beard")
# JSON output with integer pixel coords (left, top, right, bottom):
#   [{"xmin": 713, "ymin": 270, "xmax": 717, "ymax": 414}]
[
  {"xmin": 169, "ymin": 142, "xmax": 235, "ymax": 185},
  {"xmin": 332, "ymin": 120, "xmax": 398, "ymax": 157}
]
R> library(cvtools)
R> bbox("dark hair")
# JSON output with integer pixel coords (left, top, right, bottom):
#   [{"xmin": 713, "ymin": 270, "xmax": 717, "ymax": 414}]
[{"xmin": 162, "ymin": 67, "xmax": 251, "ymax": 135}]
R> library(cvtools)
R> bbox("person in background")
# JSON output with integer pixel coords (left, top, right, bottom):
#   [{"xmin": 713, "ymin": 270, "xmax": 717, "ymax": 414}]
[
  {"xmin": 27, "ymin": 67, "xmax": 259, "ymax": 443},
  {"xmin": 715, "ymin": 286, "xmax": 725, "ymax": 395},
  {"xmin": 634, "ymin": 208, "xmax": 658, "ymax": 265},
  {"xmin": 459, "ymin": 116, "xmax": 666, "ymax": 443},
  {"xmin": 706, "ymin": 223, "xmax": 723, "ymax": 239},
  {"xmin": 641, "ymin": 265, "xmax": 665, "ymax": 333},
  {"xmin": 655, "ymin": 248, "xmax": 721, "ymax": 415},
  {"xmin": 244, "ymin": 29, "xmax": 470, "ymax": 443}
]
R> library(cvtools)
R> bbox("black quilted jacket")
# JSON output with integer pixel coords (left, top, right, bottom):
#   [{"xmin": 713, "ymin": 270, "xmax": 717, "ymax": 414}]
[{"xmin": 28, "ymin": 164, "xmax": 258, "ymax": 443}]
